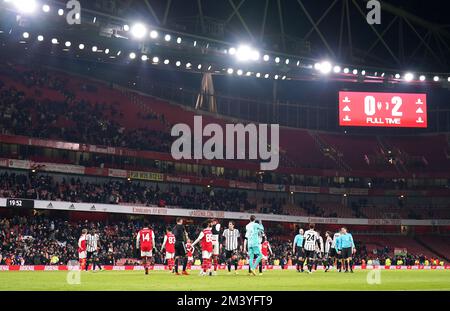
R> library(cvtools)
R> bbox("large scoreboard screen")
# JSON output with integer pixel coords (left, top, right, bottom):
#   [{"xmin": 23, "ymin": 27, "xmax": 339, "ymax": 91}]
[{"xmin": 339, "ymin": 91, "xmax": 427, "ymax": 128}]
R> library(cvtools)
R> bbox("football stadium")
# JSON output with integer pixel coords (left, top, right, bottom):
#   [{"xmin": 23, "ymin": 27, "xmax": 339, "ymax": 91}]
[{"xmin": 0, "ymin": 0, "xmax": 449, "ymax": 296}]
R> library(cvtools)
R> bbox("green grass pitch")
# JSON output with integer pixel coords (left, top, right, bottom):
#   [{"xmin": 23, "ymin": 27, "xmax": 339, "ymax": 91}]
[{"xmin": 0, "ymin": 270, "xmax": 449, "ymax": 291}]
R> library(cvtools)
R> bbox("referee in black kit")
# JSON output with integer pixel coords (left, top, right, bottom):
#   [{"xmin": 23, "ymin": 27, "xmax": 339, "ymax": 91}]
[
  {"xmin": 173, "ymin": 217, "xmax": 189, "ymax": 275},
  {"xmin": 222, "ymin": 221, "xmax": 241, "ymax": 274}
]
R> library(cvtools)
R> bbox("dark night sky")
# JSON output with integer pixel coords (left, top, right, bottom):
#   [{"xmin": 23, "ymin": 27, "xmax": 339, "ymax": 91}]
[{"xmin": 82, "ymin": 0, "xmax": 449, "ymax": 70}]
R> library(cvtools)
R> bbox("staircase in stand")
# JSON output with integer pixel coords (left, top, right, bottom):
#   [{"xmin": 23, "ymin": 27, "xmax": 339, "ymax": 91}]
[
  {"xmin": 414, "ymin": 236, "xmax": 449, "ymax": 262},
  {"xmin": 114, "ymin": 84, "xmax": 150, "ymax": 114},
  {"xmin": 445, "ymin": 133, "xmax": 450, "ymax": 159},
  {"xmin": 309, "ymin": 131, "xmax": 352, "ymax": 172},
  {"xmin": 377, "ymin": 136, "xmax": 408, "ymax": 174}
]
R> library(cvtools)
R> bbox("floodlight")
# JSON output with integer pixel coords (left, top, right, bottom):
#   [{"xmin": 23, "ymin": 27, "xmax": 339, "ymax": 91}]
[
  {"xmin": 319, "ymin": 61, "xmax": 332, "ymax": 74},
  {"xmin": 404, "ymin": 73, "xmax": 414, "ymax": 82},
  {"xmin": 149, "ymin": 30, "xmax": 158, "ymax": 39},
  {"xmin": 131, "ymin": 23, "xmax": 147, "ymax": 39},
  {"xmin": 14, "ymin": 0, "xmax": 37, "ymax": 14}
]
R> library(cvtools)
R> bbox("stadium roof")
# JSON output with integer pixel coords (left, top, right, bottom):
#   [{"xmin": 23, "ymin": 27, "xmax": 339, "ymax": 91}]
[
  {"xmin": 77, "ymin": 0, "xmax": 450, "ymax": 72},
  {"xmin": 1, "ymin": 0, "xmax": 450, "ymax": 85}
]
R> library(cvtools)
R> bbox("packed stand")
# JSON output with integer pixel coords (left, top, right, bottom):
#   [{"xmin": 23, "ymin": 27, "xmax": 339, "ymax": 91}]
[
  {"xmin": 0, "ymin": 172, "xmax": 253, "ymax": 212},
  {"xmin": 0, "ymin": 215, "xmax": 444, "ymax": 267},
  {"xmin": 0, "ymin": 64, "xmax": 171, "ymax": 152}
]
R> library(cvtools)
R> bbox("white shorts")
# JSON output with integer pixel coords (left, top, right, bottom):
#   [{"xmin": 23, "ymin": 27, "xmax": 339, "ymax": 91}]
[
  {"xmin": 165, "ymin": 252, "xmax": 175, "ymax": 260},
  {"xmin": 141, "ymin": 250, "xmax": 153, "ymax": 257},
  {"xmin": 212, "ymin": 242, "xmax": 220, "ymax": 255},
  {"xmin": 202, "ymin": 251, "xmax": 212, "ymax": 259},
  {"xmin": 262, "ymin": 255, "xmax": 268, "ymax": 261},
  {"xmin": 78, "ymin": 251, "xmax": 86, "ymax": 259},
  {"xmin": 188, "ymin": 256, "xmax": 193, "ymax": 262}
]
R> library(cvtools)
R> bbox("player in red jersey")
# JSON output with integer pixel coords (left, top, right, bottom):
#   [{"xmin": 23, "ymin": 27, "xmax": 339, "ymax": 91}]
[
  {"xmin": 161, "ymin": 227, "xmax": 176, "ymax": 272},
  {"xmin": 259, "ymin": 236, "xmax": 273, "ymax": 274},
  {"xmin": 185, "ymin": 238, "xmax": 194, "ymax": 270},
  {"xmin": 210, "ymin": 219, "xmax": 221, "ymax": 275},
  {"xmin": 136, "ymin": 222, "xmax": 156, "ymax": 275},
  {"xmin": 78, "ymin": 228, "xmax": 88, "ymax": 270},
  {"xmin": 191, "ymin": 220, "xmax": 213, "ymax": 276}
]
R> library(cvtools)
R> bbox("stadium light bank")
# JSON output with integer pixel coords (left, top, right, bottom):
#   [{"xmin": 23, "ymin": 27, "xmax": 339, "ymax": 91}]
[
  {"xmin": 5, "ymin": 0, "xmax": 81, "ymax": 25},
  {"xmin": 171, "ymin": 116, "xmax": 279, "ymax": 171}
]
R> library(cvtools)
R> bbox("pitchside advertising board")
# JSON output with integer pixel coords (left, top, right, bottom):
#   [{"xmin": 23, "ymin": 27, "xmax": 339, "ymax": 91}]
[{"xmin": 339, "ymin": 91, "xmax": 427, "ymax": 128}]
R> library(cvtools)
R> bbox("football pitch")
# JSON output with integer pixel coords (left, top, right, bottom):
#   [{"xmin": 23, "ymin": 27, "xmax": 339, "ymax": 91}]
[{"xmin": 0, "ymin": 269, "xmax": 449, "ymax": 291}]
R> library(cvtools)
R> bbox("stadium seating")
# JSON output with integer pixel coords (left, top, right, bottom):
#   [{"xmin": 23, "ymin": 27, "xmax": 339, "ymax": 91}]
[
  {"xmin": 385, "ymin": 135, "xmax": 450, "ymax": 172},
  {"xmin": 356, "ymin": 235, "xmax": 443, "ymax": 260},
  {"xmin": 416, "ymin": 235, "xmax": 450, "ymax": 260},
  {"xmin": 0, "ymin": 214, "xmax": 444, "ymax": 266},
  {"xmin": 318, "ymin": 133, "xmax": 393, "ymax": 171},
  {"xmin": 2, "ymin": 62, "xmax": 449, "ymax": 177},
  {"xmin": 0, "ymin": 62, "xmax": 449, "ymax": 222}
]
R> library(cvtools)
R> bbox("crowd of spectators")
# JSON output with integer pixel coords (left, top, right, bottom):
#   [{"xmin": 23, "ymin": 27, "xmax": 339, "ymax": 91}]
[
  {"xmin": 1, "ymin": 63, "xmax": 449, "ymax": 192},
  {"xmin": 1, "ymin": 171, "xmax": 449, "ymax": 219},
  {"xmin": 0, "ymin": 215, "xmax": 443, "ymax": 267},
  {"xmin": 0, "ymin": 64, "xmax": 172, "ymax": 153},
  {"xmin": 0, "ymin": 172, "xmax": 253, "ymax": 212}
]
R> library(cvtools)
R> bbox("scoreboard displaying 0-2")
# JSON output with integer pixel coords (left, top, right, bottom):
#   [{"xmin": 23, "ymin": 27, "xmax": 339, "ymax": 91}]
[{"xmin": 339, "ymin": 91, "xmax": 427, "ymax": 128}]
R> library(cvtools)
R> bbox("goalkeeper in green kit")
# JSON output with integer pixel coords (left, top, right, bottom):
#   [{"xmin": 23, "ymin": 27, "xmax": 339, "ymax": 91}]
[{"xmin": 243, "ymin": 215, "xmax": 265, "ymax": 276}]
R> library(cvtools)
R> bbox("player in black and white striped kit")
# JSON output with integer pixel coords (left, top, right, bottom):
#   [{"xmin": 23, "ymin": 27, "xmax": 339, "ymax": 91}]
[
  {"xmin": 85, "ymin": 229, "xmax": 102, "ymax": 271},
  {"xmin": 302, "ymin": 223, "xmax": 320, "ymax": 273},
  {"xmin": 222, "ymin": 221, "xmax": 241, "ymax": 274},
  {"xmin": 324, "ymin": 231, "xmax": 333, "ymax": 272}
]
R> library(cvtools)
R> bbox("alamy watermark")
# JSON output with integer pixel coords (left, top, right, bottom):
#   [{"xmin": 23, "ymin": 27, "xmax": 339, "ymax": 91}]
[
  {"xmin": 66, "ymin": 260, "xmax": 81, "ymax": 285},
  {"xmin": 366, "ymin": 0, "xmax": 381, "ymax": 25},
  {"xmin": 170, "ymin": 116, "xmax": 279, "ymax": 171},
  {"xmin": 366, "ymin": 269, "xmax": 382, "ymax": 285},
  {"xmin": 66, "ymin": 0, "xmax": 81, "ymax": 25}
]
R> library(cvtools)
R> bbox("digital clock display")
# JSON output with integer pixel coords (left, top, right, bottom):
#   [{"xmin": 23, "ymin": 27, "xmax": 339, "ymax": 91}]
[{"xmin": 6, "ymin": 199, "xmax": 34, "ymax": 208}]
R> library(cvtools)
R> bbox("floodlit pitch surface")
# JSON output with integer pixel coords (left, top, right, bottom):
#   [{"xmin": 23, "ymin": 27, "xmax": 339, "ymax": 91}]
[{"xmin": 0, "ymin": 270, "xmax": 449, "ymax": 291}]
